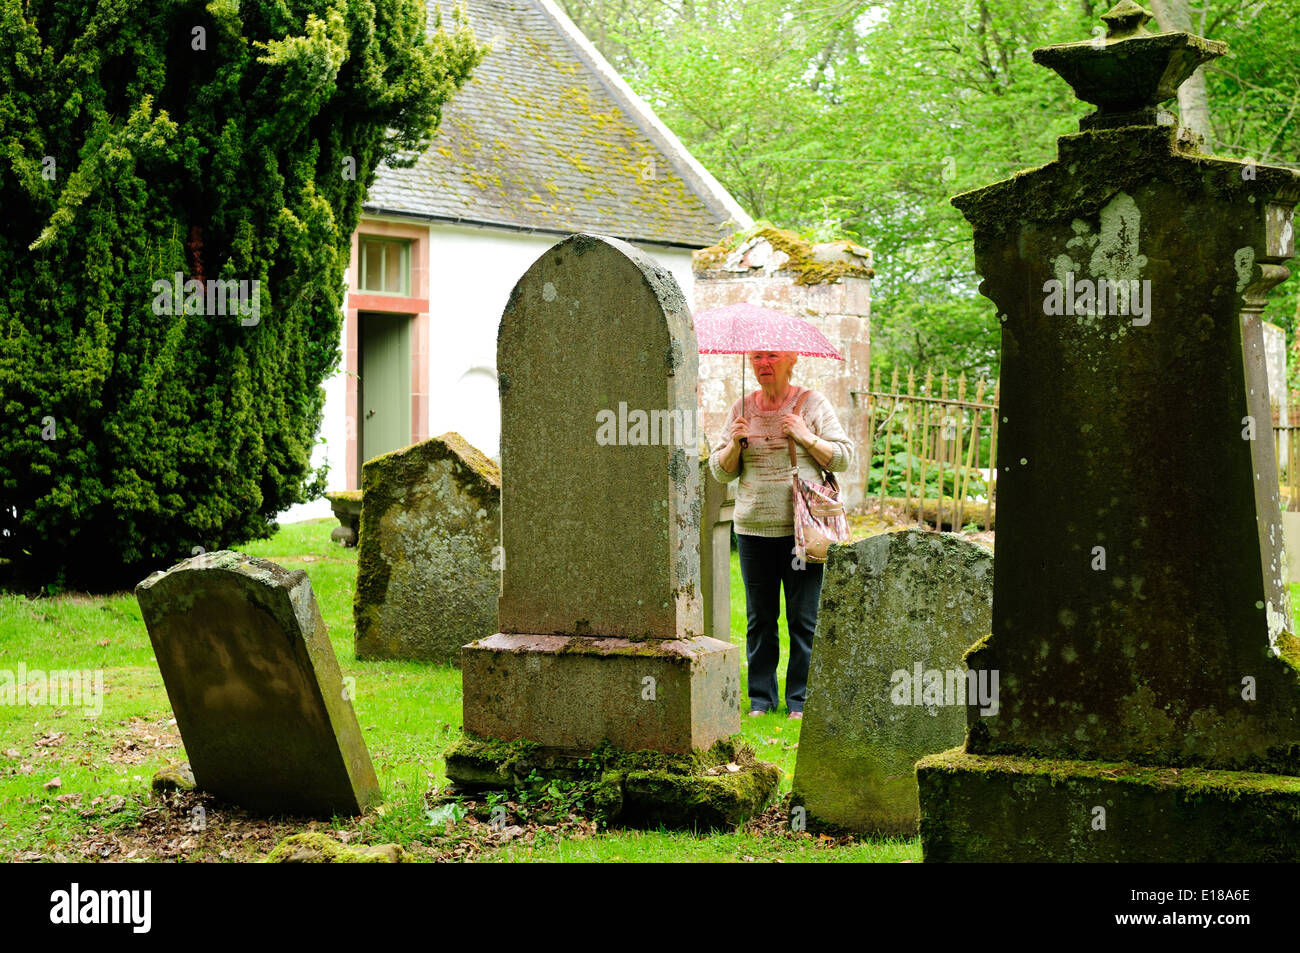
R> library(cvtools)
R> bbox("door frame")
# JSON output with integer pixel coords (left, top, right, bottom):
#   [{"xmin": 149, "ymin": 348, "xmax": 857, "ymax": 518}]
[{"xmin": 344, "ymin": 219, "xmax": 430, "ymax": 489}]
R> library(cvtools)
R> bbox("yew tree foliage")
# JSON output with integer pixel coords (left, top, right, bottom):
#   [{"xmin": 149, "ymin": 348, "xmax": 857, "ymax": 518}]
[{"xmin": 0, "ymin": 0, "xmax": 482, "ymax": 589}]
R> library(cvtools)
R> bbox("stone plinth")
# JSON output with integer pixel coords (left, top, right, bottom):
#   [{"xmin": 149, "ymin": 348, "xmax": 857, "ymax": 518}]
[
  {"xmin": 461, "ymin": 633, "xmax": 739, "ymax": 754},
  {"xmin": 918, "ymin": 748, "xmax": 1300, "ymax": 863},
  {"xmin": 354, "ymin": 432, "xmax": 500, "ymax": 664},
  {"xmin": 136, "ymin": 551, "xmax": 380, "ymax": 817},
  {"xmin": 326, "ymin": 491, "xmax": 362, "ymax": 547}
]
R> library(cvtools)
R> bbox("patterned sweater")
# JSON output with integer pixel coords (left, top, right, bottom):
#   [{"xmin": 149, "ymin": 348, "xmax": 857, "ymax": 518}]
[{"xmin": 708, "ymin": 387, "xmax": 854, "ymax": 537}]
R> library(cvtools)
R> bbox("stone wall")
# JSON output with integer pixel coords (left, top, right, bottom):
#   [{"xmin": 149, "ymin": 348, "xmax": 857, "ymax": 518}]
[{"xmin": 693, "ymin": 228, "xmax": 873, "ymax": 510}]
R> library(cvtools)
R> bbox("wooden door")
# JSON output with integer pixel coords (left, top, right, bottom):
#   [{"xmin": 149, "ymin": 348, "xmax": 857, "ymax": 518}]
[{"xmin": 358, "ymin": 312, "xmax": 411, "ymax": 478}]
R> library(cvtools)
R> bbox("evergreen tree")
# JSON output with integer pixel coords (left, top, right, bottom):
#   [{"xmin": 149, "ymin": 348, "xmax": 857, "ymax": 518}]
[{"xmin": 0, "ymin": 0, "xmax": 483, "ymax": 589}]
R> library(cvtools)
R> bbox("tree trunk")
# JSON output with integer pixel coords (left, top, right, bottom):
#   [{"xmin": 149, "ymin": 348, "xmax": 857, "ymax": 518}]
[{"xmin": 1149, "ymin": 0, "xmax": 1214, "ymax": 143}]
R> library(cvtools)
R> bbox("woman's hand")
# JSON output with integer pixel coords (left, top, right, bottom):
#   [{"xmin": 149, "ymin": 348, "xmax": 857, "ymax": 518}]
[
  {"xmin": 780, "ymin": 413, "xmax": 815, "ymax": 446},
  {"xmin": 717, "ymin": 416, "xmax": 748, "ymax": 474},
  {"xmin": 730, "ymin": 416, "xmax": 750, "ymax": 446}
]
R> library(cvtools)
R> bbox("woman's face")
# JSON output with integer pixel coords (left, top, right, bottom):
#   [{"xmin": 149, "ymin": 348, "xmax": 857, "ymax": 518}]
[{"xmin": 749, "ymin": 351, "xmax": 797, "ymax": 387}]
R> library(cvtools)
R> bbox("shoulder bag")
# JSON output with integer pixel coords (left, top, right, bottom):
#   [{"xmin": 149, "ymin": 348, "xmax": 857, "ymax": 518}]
[{"xmin": 788, "ymin": 388, "xmax": 850, "ymax": 564}]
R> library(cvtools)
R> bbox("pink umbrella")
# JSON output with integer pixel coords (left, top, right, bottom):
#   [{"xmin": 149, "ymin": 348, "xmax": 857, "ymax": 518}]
[
  {"xmin": 695, "ymin": 302, "xmax": 844, "ymax": 359},
  {"xmin": 694, "ymin": 302, "xmax": 844, "ymax": 448}
]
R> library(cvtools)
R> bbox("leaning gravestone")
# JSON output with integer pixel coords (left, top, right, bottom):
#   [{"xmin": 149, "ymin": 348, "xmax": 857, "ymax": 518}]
[
  {"xmin": 354, "ymin": 432, "xmax": 501, "ymax": 664},
  {"xmin": 446, "ymin": 233, "xmax": 777, "ymax": 828},
  {"xmin": 137, "ymin": 552, "xmax": 380, "ymax": 817},
  {"xmin": 792, "ymin": 531, "xmax": 992, "ymax": 834},
  {"xmin": 917, "ymin": 2, "xmax": 1300, "ymax": 861}
]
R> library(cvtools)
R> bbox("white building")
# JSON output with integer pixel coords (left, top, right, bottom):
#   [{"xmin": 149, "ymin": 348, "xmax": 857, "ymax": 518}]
[{"xmin": 283, "ymin": 0, "xmax": 749, "ymax": 521}]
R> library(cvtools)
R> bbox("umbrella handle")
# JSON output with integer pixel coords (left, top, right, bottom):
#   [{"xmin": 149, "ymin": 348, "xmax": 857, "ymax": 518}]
[{"xmin": 738, "ymin": 354, "xmax": 748, "ymax": 451}]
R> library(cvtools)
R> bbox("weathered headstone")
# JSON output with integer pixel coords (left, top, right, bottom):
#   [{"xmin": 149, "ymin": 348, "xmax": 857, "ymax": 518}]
[
  {"xmin": 917, "ymin": 2, "xmax": 1300, "ymax": 862},
  {"xmin": 136, "ymin": 551, "xmax": 380, "ymax": 817},
  {"xmin": 448, "ymin": 233, "xmax": 777, "ymax": 827},
  {"xmin": 354, "ymin": 432, "xmax": 501, "ymax": 664},
  {"xmin": 793, "ymin": 531, "xmax": 992, "ymax": 834}
]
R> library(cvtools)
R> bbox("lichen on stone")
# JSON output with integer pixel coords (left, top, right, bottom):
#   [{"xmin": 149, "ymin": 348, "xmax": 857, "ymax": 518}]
[{"xmin": 694, "ymin": 223, "xmax": 875, "ymax": 285}]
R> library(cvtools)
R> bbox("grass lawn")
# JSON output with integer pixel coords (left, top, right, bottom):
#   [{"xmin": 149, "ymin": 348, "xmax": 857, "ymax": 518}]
[{"xmin": 0, "ymin": 518, "xmax": 919, "ymax": 863}]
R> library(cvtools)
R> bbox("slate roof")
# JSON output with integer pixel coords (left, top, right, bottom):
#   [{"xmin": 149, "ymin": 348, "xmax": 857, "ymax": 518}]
[{"xmin": 363, "ymin": 0, "xmax": 747, "ymax": 248}]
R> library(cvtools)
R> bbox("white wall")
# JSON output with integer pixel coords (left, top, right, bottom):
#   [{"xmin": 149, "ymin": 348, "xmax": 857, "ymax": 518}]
[{"xmin": 279, "ymin": 224, "xmax": 696, "ymax": 523}]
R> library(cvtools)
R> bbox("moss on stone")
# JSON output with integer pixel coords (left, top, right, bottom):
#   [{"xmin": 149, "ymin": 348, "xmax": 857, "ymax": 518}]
[
  {"xmin": 264, "ymin": 831, "xmax": 408, "ymax": 863},
  {"xmin": 919, "ymin": 746, "xmax": 1300, "ymax": 795},
  {"xmin": 952, "ymin": 124, "xmax": 1300, "ymax": 240},
  {"xmin": 544, "ymin": 631, "xmax": 711, "ymax": 656},
  {"xmin": 694, "ymin": 224, "xmax": 876, "ymax": 285},
  {"xmin": 621, "ymin": 762, "xmax": 779, "ymax": 829},
  {"xmin": 150, "ymin": 763, "xmax": 196, "ymax": 794},
  {"xmin": 917, "ymin": 747, "xmax": 1300, "ymax": 861},
  {"xmin": 444, "ymin": 734, "xmax": 778, "ymax": 830}
]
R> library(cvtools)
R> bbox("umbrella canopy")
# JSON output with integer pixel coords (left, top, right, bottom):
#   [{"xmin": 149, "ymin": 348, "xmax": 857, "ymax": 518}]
[{"xmin": 694, "ymin": 302, "xmax": 844, "ymax": 360}]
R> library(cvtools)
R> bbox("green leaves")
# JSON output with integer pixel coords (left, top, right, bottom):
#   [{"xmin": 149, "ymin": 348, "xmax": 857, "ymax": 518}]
[
  {"xmin": 0, "ymin": 0, "xmax": 484, "ymax": 588},
  {"xmin": 562, "ymin": 0, "xmax": 1299, "ymax": 381},
  {"xmin": 425, "ymin": 801, "xmax": 469, "ymax": 826}
]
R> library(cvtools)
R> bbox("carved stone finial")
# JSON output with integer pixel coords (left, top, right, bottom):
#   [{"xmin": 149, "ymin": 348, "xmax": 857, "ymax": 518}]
[
  {"xmin": 1032, "ymin": 2, "xmax": 1226, "ymax": 130},
  {"xmin": 1101, "ymin": 1, "xmax": 1154, "ymax": 40}
]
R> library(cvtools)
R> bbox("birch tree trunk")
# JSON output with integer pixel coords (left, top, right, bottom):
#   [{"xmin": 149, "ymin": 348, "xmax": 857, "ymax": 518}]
[{"xmin": 1149, "ymin": 0, "xmax": 1214, "ymax": 143}]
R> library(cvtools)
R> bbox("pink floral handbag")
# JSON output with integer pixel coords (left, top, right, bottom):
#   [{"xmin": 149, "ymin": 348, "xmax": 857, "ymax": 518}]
[{"xmin": 788, "ymin": 389, "xmax": 849, "ymax": 564}]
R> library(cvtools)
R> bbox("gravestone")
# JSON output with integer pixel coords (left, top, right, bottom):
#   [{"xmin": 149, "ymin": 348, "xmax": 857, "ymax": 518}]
[
  {"xmin": 792, "ymin": 531, "xmax": 992, "ymax": 834},
  {"xmin": 136, "ymin": 551, "xmax": 380, "ymax": 817},
  {"xmin": 354, "ymin": 432, "xmax": 501, "ymax": 664},
  {"xmin": 447, "ymin": 234, "xmax": 777, "ymax": 827},
  {"xmin": 916, "ymin": 2, "xmax": 1300, "ymax": 862}
]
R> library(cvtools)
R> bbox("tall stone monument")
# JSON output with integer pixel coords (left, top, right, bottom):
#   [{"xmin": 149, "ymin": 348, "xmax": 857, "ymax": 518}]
[
  {"xmin": 918, "ymin": 2, "xmax": 1300, "ymax": 861},
  {"xmin": 446, "ymin": 234, "xmax": 777, "ymax": 828}
]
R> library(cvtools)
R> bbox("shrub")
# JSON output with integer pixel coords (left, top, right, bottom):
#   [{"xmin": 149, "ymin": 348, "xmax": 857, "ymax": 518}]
[{"xmin": 0, "ymin": 0, "xmax": 483, "ymax": 589}]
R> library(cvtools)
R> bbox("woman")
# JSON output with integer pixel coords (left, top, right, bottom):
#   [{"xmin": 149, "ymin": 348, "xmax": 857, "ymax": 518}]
[{"xmin": 709, "ymin": 350, "xmax": 854, "ymax": 719}]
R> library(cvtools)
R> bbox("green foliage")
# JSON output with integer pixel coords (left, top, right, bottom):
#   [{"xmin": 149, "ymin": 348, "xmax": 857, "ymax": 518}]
[
  {"xmin": 425, "ymin": 800, "xmax": 469, "ymax": 826},
  {"xmin": 865, "ymin": 428, "xmax": 988, "ymax": 500},
  {"xmin": 504, "ymin": 767, "xmax": 605, "ymax": 823},
  {"xmin": 0, "ymin": 0, "xmax": 483, "ymax": 589},
  {"xmin": 560, "ymin": 0, "xmax": 1300, "ymax": 384}
]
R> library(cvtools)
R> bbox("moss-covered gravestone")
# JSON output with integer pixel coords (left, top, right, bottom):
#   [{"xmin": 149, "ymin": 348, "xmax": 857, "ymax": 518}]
[
  {"xmin": 354, "ymin": 432, "xmax": 501, "ymax": 664},
  {"xmin": 136, "ymin": 552, "xmax": 380, "ymax": 817},
  {"xmin": 792, "ymin": 532, "xmax": 992, "ymax": 834},
  {"xmin": 446, "ymin": 234, "xmax": 778, "ymax": 828},
  {"xmin": 917, "ymin": 2, "xmax": 1300, "ymax": 862}
]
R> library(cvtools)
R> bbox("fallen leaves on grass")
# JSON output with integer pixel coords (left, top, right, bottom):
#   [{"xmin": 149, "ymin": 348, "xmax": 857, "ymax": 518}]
[
  {"xmin": 742, "ymin": 797, "xmax": 862, "ymax": 848},
  {"xmin": 104, "ymin": 717, "xmax": 182, "ymax": 765}
]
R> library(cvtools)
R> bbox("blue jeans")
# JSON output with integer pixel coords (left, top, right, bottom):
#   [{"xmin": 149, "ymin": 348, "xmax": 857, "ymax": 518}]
[{"xmin": 736, "ymin": 533, "xmax": 824, "ymax": 714}]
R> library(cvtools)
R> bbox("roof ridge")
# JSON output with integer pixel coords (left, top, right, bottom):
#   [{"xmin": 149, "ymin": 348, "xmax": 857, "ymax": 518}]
[{"xmin": 362, "ymin": 0, "xmax": 744, "ymax": 247}]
